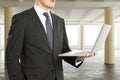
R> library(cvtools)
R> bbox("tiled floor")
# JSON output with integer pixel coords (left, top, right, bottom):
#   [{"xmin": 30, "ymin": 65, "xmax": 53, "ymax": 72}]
[
  {"xmin": 0, "ymin": 50, "xmax": 8, "ymax": 80},
  {"xmin": 63, "ymin": 50, "xmax": 120, "ymax": 80},
  {"xmin": 0, "ymin": 50, "xmax": 120, "ymax": 80}
]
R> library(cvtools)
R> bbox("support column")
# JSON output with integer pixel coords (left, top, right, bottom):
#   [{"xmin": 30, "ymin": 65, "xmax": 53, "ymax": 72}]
[
  {"xmin": 104, "ymin": 7, "xmax": 115, "ymax": 64},
  {"xmin": 4, "ymin": 7, "xmax": 15, "ymax": 64},
  {"xmin": 80, "ymin": 25, "xmax": 84, "ymax": 50}
]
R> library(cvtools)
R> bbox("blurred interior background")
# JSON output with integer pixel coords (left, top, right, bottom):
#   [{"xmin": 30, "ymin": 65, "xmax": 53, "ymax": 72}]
[{"xmin": 0, "ymin": 0, "xmax": 120, "ymax": 80}]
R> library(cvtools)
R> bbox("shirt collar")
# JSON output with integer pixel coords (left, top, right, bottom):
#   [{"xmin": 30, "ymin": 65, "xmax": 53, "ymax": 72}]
[{"xmin": 34, "ymin": 4, "xmax": 51, "ymax": 16}]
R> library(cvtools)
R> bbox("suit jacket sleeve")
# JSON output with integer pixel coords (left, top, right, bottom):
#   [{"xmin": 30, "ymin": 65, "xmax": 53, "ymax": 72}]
[
  {"xmin": 61, "ymin": 19, "xmax": 84, "ymax": 68},
  {"xmin": 5, "ymin": 15, "xmax": 25, "ymax": 80}
]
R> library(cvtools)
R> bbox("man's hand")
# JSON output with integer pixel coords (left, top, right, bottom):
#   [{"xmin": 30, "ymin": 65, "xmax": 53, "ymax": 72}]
[{"xmin": 76, "ymin": 53, "xmax": 96, "ymax": 62}]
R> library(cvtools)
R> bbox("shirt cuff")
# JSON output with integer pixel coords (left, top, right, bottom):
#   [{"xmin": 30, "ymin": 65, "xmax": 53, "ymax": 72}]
[{"xmin": 75, "ymin": 59, "xmax": 82, "ymax": 66}]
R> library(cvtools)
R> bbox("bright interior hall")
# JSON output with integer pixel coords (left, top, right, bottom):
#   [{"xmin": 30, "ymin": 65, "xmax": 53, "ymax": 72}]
[{"xmin": 0, "ymin": 0, "xmax": 120, "ymax": 80}]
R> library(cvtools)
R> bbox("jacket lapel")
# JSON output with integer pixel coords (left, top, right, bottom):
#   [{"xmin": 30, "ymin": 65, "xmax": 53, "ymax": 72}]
[
  {"xmin": 51, "ymin": 13, "xmax": 61, "ymax": 53},
  {"xmin": 28, "ymin": 7, "xmax": 51, "ymax": 52}
]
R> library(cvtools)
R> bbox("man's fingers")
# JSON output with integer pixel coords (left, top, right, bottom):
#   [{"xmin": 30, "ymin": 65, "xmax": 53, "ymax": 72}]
[
  {"xmin": 88, "ymin": 53, "xmax": 96, "ymax": 56},
  {"xmin": 76, "ymin": 52, "xmax": 97, "ymax": 61}
]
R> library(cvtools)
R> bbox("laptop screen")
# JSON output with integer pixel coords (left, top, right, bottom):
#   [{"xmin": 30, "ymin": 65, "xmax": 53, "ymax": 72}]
[{"xmin": 91, "ymin": 24, "xmax": 111, "ymax": 53}]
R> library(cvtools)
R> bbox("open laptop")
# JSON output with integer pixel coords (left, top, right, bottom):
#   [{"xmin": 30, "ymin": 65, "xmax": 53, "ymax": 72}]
[{"xmin": 59, "ymin": 24, "xmax": 111, "ymax": 57}]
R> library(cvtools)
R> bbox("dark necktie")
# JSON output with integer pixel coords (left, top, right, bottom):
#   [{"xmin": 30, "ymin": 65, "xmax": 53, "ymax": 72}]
[{"xmin": 43, "ymin": 12, "xmax": 53, "ymax": 49}]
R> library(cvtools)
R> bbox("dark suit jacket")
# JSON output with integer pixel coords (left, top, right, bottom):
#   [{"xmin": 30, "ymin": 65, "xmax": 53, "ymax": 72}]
[{"xmin": 5, "ymin": 7, "xmax": 83, "ymax": 80}]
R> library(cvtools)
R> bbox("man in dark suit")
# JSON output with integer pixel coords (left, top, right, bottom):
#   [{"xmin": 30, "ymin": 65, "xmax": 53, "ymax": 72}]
[{"xmin": 5, "ymin": 0, "xmax": 96, "ymax": 80}]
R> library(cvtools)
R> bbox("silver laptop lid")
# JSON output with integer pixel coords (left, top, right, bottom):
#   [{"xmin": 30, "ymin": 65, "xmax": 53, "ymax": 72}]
[{"xmin": 91, "ymin": 24, "xmax": 111, "ymax": 53}]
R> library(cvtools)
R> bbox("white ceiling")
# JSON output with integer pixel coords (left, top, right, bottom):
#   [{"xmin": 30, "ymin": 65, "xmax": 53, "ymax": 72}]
[{"xmin": 0, "ymin": 0, "xmax": 120, "ymax": 25}]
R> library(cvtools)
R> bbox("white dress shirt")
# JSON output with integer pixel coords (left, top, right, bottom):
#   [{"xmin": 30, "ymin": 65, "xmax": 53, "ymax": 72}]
[
  {"xmin": 34, "ymin": 4, "xmax": 82, "ymax": 66},
  {"xmin": 34, "ymin": 4, "xmax": 53, "ymax": 33}
]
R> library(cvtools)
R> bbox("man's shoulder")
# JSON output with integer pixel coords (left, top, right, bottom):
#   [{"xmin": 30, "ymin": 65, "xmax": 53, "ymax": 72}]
[
  {"xmin": 51, "ymin": 12, "xmax": 64, "ymax": 21},
  {"xmin": 13, "ymin": 7, "xmax": 33, "ymax": 18}
]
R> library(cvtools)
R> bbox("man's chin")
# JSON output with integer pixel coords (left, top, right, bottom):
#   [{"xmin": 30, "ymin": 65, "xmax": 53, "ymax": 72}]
[{"xmin": 48, "ymin": 5, "xmax": 55, "ymax": 8}]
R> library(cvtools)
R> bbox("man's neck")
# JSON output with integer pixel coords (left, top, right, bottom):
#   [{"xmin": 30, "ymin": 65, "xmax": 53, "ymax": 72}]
[{"xmin": 35, "ymin": 2, "xmax": 49, "ymax": 11}]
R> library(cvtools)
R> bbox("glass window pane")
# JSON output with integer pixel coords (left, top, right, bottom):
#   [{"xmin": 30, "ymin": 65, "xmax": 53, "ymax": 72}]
[
  {"xmin": 115, "ymin": 23, "xmax": 120, "ymax": 49},
  {"xmin": 65, "ymin": 25, "xmax": 79, "ymax": 49},
  {"xmin": 84, "ymin": 24, "xmax": 102, "ymax": 49},
  {"xmin": 0, "ymin": 25, "xmax": 4, "ymax": 49}
]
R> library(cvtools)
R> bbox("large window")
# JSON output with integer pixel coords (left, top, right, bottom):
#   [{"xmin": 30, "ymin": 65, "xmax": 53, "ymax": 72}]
[
  {"xmin": 84, "ymin": 24, "xmax": 102, "ymax": 49},
  {"xmin": 115, "ymin": 23, "xmax": 120, "ymax": 49},
  {"xmin": 65, "ymin": 23, "xmax": 120, "ymax": 50},
  {"xmin": 0, "ymin": 25, "xmax": 4, "ymax": 49},
  {"xmin": 65, "ymin": 24, "xmax": 102, "ymax": 50},
  {"xmin": 65, "ymin": 25, "xmax": 80, "ymax": 49}
]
